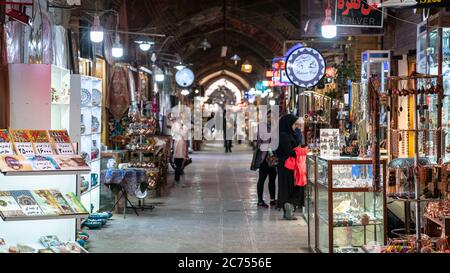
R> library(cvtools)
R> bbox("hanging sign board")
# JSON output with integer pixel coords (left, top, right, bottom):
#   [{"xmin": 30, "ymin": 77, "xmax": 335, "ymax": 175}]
[
  {"xmin": 335, "ymin": 0, "xmax": 383, "ymax": 28},
  {"xmin": 320, "ymin": 129, "xmax": 341, "ymax": 158},
  {"xmin": 285, "ymin": 47, "xmax": 326, "ymax": 88},
  {"xmin": 413, "ymin": 0, "xmax": 450, "ymax": 8},
  {"xmin": 272, "ymin": 58, "xmax": 291, "ymax": 87}
]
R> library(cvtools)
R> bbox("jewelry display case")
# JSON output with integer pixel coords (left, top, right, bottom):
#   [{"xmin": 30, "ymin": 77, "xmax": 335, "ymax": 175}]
[
  {"xmin": 306, "ymin": 155, "xmax": 316, "ymax": 251},
  {"xmin": 313, "ymin": 156, "xmax": 387, "ymax": 253}
]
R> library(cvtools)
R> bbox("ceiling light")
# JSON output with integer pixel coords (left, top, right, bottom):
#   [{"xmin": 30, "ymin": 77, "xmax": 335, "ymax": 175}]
[
  {"xmin": 230, "ymin": 54, "xmax": 241, "ymax": 65},
  {"xmin": 194, "ymin": 89, "xmax": 200, "ymax": 94},
  {"xmin": 155, "ymin": 74, "xmax": 165, "ymax": 82},
  {"xmin": 151, "ymin": 53, "xmax": 157, "ymax": 62},
  {"xmin": 181, "ymin": 89, "xmax": 190, "ymax": 96},
  {"xmin": 135, "ymin": 36, "xmax": 154, "ymax": 52},
  {"xmin": 111, "ymin": 35, "xmax": 124, "ymax": 58},
  {"xmin": 198, "ymin": 38, "xmax": 211, "ymax": 51},
  {"xmin": 322, "ymin": 0, "xmax": 337, "ymax": 39},
  {"xmin": 269, "ymin": 100, "xmax": 276, "ymax": 106},
  {"xmin": 90, "ymin": 15, "xmax": 104, "ymax": 43},
  {"xmin": 174, "ymin": 63, "xmax": 186, "ymax": 71},
  {"xmin": 241, "ymin": 60, "xmax": 252, "ymax": 73}
]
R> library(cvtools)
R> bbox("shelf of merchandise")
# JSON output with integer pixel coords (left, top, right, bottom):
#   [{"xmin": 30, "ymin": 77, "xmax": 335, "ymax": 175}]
[
  {"xmin": 1, "ymin": 169, "xmax": 90, "ymax": 176},
  {"xmin": 316, "ymin": 211, "xmax": 383, "ymax": 228},
  {"xmin": 71, "ymin": 75, "xmax": 103, "ymax": 213},
  {"xmin": 1, "ymin": 213, "xmax": 89, "ymax": 222},
  {"xmin": 316, "ymin": 182, "xmax": 373, "ymax": 192},
  {"xmin": 4, "ymin": 64, "xmax": 89, "ymax": 247}
]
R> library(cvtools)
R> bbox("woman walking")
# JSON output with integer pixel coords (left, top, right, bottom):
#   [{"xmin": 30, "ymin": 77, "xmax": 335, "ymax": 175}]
[
  {"xmin": 276, "ymin": 114, "xmax": 303, "ymax": 220},
  {"xmin": 255, "ymin": 111, "xmax": 277, "ymax": 208}
]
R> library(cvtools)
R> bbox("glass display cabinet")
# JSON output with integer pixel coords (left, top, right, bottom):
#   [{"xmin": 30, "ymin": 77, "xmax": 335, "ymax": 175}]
[
  {"xmin": 306, "ymin": 155, "xmax": 316, "ymax": 251},
  {"xmin": 313, "ymin": 156, "xmax": 387, "ymax": 253}
]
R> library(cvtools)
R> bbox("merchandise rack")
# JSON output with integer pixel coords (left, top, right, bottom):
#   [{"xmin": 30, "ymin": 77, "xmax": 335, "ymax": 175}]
[{"xmin": 384, "ymin": 74, "xmax": 449, "ymax": 252}]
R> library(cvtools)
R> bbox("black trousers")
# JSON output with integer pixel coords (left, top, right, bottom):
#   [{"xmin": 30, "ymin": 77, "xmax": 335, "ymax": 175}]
[
  {"xmin": 174, "ymin": 158, "xmax": 184, "ymax": 182},
  {"xmin": 257, "ymin": 160, "xmax": 277, "ymax": 202},
  {"xmin": 225, "ymin": 140, "xmax": 232, "ymax": 152}
]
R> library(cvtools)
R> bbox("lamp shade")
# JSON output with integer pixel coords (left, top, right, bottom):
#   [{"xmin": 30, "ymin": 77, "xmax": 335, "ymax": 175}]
[
  {"xmin": 112, "ymin": 35, "xmax": 123, "ymax": 58},
  {"xmin": 90, "ymin": 16, "xmax": 104, "ymax": 43},
  {"xmin": 241, "ymin": 60, "xmax": 252, "ymax": 73}
]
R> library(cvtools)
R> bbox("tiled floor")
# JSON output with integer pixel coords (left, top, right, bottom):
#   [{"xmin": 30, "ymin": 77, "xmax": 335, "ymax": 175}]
[{"xmin": 88, "ymin": 142, "xmax": 310, "ymax": 253}]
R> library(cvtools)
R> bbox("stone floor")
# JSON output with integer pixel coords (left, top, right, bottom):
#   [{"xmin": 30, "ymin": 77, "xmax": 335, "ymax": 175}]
[{"xmin": 87, "ymin": 142, "xmax": 310, "ymax": 253}]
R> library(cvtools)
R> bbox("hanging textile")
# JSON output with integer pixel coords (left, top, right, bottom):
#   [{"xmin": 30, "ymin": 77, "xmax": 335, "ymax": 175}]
[
  {"xmin": 52, "ymin": 26, "xmax": 68, "ymax": 68},
  {"xmin": 108, "ymin": 65, "xmax": 131, "ymax": 120},
  {"xmin": 5, "ymin": 21, "xmax": 22, "ymax": 63}
]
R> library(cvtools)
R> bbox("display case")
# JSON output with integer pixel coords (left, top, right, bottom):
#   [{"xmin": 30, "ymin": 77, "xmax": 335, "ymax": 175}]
[
  {"xmin": 71, "ymin": 75, "xmax": 103, "ymax": 213},
  {"xmin": 313, "ymin": 156, "xmax": 387, "ymax": 253},
  {"xmin": 306, "ymin": 155, "xmax": 316, "ymax": 251}
]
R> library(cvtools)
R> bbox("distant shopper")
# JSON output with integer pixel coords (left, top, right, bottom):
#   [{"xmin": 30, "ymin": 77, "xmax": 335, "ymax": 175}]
[
  {"xmin": 172, "ymin": 118, "xmax": 189, "ymax": 186},
  {"xmin": 255, "ymin": 111, "xmax": 277, "ymax": 208},
  {"xmin": 276, "ymin": 114, "xmax": 303, "ymax": 220}
]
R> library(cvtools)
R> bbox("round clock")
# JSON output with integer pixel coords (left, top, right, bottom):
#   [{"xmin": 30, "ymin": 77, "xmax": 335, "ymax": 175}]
[
  {"xmin": 285, "ymin": 46, "xmax": 326, "ymax": 88},
  {"xmin": 175, "ymin": 68, "xmax": 195, "ymax": 87}
]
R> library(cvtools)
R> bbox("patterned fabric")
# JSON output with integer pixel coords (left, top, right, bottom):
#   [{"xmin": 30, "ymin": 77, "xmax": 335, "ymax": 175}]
[{"xmin": 101, "ymin": 168, "xmax": 148, "ymax": 196}]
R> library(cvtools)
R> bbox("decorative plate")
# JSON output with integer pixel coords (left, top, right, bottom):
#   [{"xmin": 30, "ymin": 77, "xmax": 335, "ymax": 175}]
[
  {"xmin": 285, "ymin": 46, "xmax": 326, "ymax": 88},
  {"xmin": 92, "ymin": 89, "xmax": 102, "ymax": 106},
  {"xmin": 81, "ymin": 89, "xmax": 91, "ymax": 106},
  {"xmin": 91, "ymin": 116, "xmax": 100, "ymax": 133}
]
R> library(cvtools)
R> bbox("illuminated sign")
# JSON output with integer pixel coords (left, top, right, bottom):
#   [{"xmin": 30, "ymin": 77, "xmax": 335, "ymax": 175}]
[
  {"xmin": 335, "ymin": 0, "xmax": 383, "ymax": 28},
  {"xmin": 272, "ymin": 58, "xmax": 290, "ymax": 87}
]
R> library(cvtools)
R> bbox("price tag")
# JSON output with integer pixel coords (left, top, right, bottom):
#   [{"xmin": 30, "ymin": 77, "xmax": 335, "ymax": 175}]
[
  {"xmin": 0, "ymin": 143, "xmax": 14, "ymax": 155},
  {"xmin": 15, "ymin": 142, "xmax": 35, "ymax": 156},
  {"xmin": 34, "ymin": 143, "xmax": 54, "ymax": 155},
  {"xmin": 55, "ymin": 143, "xmax": 75, "ymax": 155}
]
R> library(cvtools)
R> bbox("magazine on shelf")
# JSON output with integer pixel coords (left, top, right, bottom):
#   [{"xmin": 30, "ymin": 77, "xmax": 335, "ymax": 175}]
[
  {"xmin": 48, "ymin": 130, "xmax": 75, "ymax": 155},
  {"xmin": 53, "ymin": 155, "xmax": 90, "ymax": 171},
  {"xmin": 0, "ymin": 191, "xmax": 26, "ymax": 218},
  {"xmin": 9, "ymin": 190, "xmax": 44, "ymax": 216},
  {"xmin": 28, "ymin": 130, "xmax": 54, "ymax": 156},
  {"xmin": 10, "ymin": 129, "xmax": 35, "ymax": 157},
  {"xmin": 31, "ymin": 190, "xmax": 64, "ymax": 216},
  {"xmin": 48, "ymin": 190, "xmax": 75, "ymax": 215},
  {"xmin": 0, "ymin": 129, "xmax": 14, "ymax": 155},
  {"xmin": 27, "ymin": 155, "xmax": 60, "ymax": 171},
  {"xmin": 64, "ymin": 192, "xmax": 89, "ymax": 214}
]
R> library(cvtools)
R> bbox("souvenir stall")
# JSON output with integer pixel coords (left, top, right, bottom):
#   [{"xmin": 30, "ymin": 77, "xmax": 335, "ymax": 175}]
[
  {"xmin": 0, "ymin": 64, "xmax": 92, "ymax": 253},
  {"xmin": 305, "ymin": 48, "xmax": 391, "ymax": 253}
]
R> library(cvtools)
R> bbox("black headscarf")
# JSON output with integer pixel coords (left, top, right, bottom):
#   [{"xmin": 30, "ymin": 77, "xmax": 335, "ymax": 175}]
[{"xmin": 279, "ymin": 114, "xmax": 299, "ymax": 136}]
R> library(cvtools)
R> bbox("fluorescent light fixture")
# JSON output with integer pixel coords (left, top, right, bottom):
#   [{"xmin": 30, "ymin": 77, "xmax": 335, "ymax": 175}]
[
  {"xmin": 322, "ymin": 1, "xmax": 337, "ymax": 39},
  {"xmin": 174, "ymin": 63, "xmax": 186, "ymax": 71},
  {"xmin": 230, "ymin": 54, "xmax": 241, "ymax": 65},
  {"xmin": 221, "ymin": 46, "xmax": 228, "ymax": 57},
  {"xmin": 135, "ymin": 36, "xmax": 154, "ymax": 52},
  {"xmin": 112, "ymin": 35, "xmax": 124, "ymax": 58},
  {"xmin": 198, "ymin": 38, "xmax": 211, "ymax": 51},
  {"xmin": 90, "ymin": 15, "xmax": 104, "ymax": 43}
]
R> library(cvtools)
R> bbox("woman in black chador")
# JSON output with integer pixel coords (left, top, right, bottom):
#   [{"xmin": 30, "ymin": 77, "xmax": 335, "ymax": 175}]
[{"xmin": 276, "ymin": 114, "xmax": 304, "ymax": 220}]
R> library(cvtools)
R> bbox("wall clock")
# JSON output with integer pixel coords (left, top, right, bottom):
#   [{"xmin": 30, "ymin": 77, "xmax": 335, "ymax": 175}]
[
  {"xmin": 175, "ymin": 68, "xmax": 195, "ymax": 87},
  {"xmin": 285, "ymin": 46, "xmax": 326, "ymax": 88}
]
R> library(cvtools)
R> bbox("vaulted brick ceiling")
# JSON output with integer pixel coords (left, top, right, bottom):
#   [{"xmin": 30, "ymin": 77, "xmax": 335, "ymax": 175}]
[{"xmin": 97, "ymin": 0, "xmax": 303, "ymax": 82}]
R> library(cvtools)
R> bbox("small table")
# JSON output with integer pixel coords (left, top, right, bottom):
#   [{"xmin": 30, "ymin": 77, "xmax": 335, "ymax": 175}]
[{"xmin": 101, "ymin": 168, "xmax": 152, "ymax": 218}]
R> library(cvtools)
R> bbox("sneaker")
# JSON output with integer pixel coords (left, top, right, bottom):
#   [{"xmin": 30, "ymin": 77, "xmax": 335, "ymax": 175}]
[
  {"xmin": 270, "ymin": 200, "xmax": 277, "ymax": 207},
  {"xmin": 257, "ymin": 201, "xmax": 269, "ymax": 208},
  {"xmin": 283, "ymin": 215, "xmax": 298, "ymax": 220}
]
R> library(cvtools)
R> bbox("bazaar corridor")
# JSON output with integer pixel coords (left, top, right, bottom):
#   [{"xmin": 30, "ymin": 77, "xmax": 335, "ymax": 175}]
[{"xmin": 88, "ymin": 143, "xmax": 309, "ymax": 253}]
